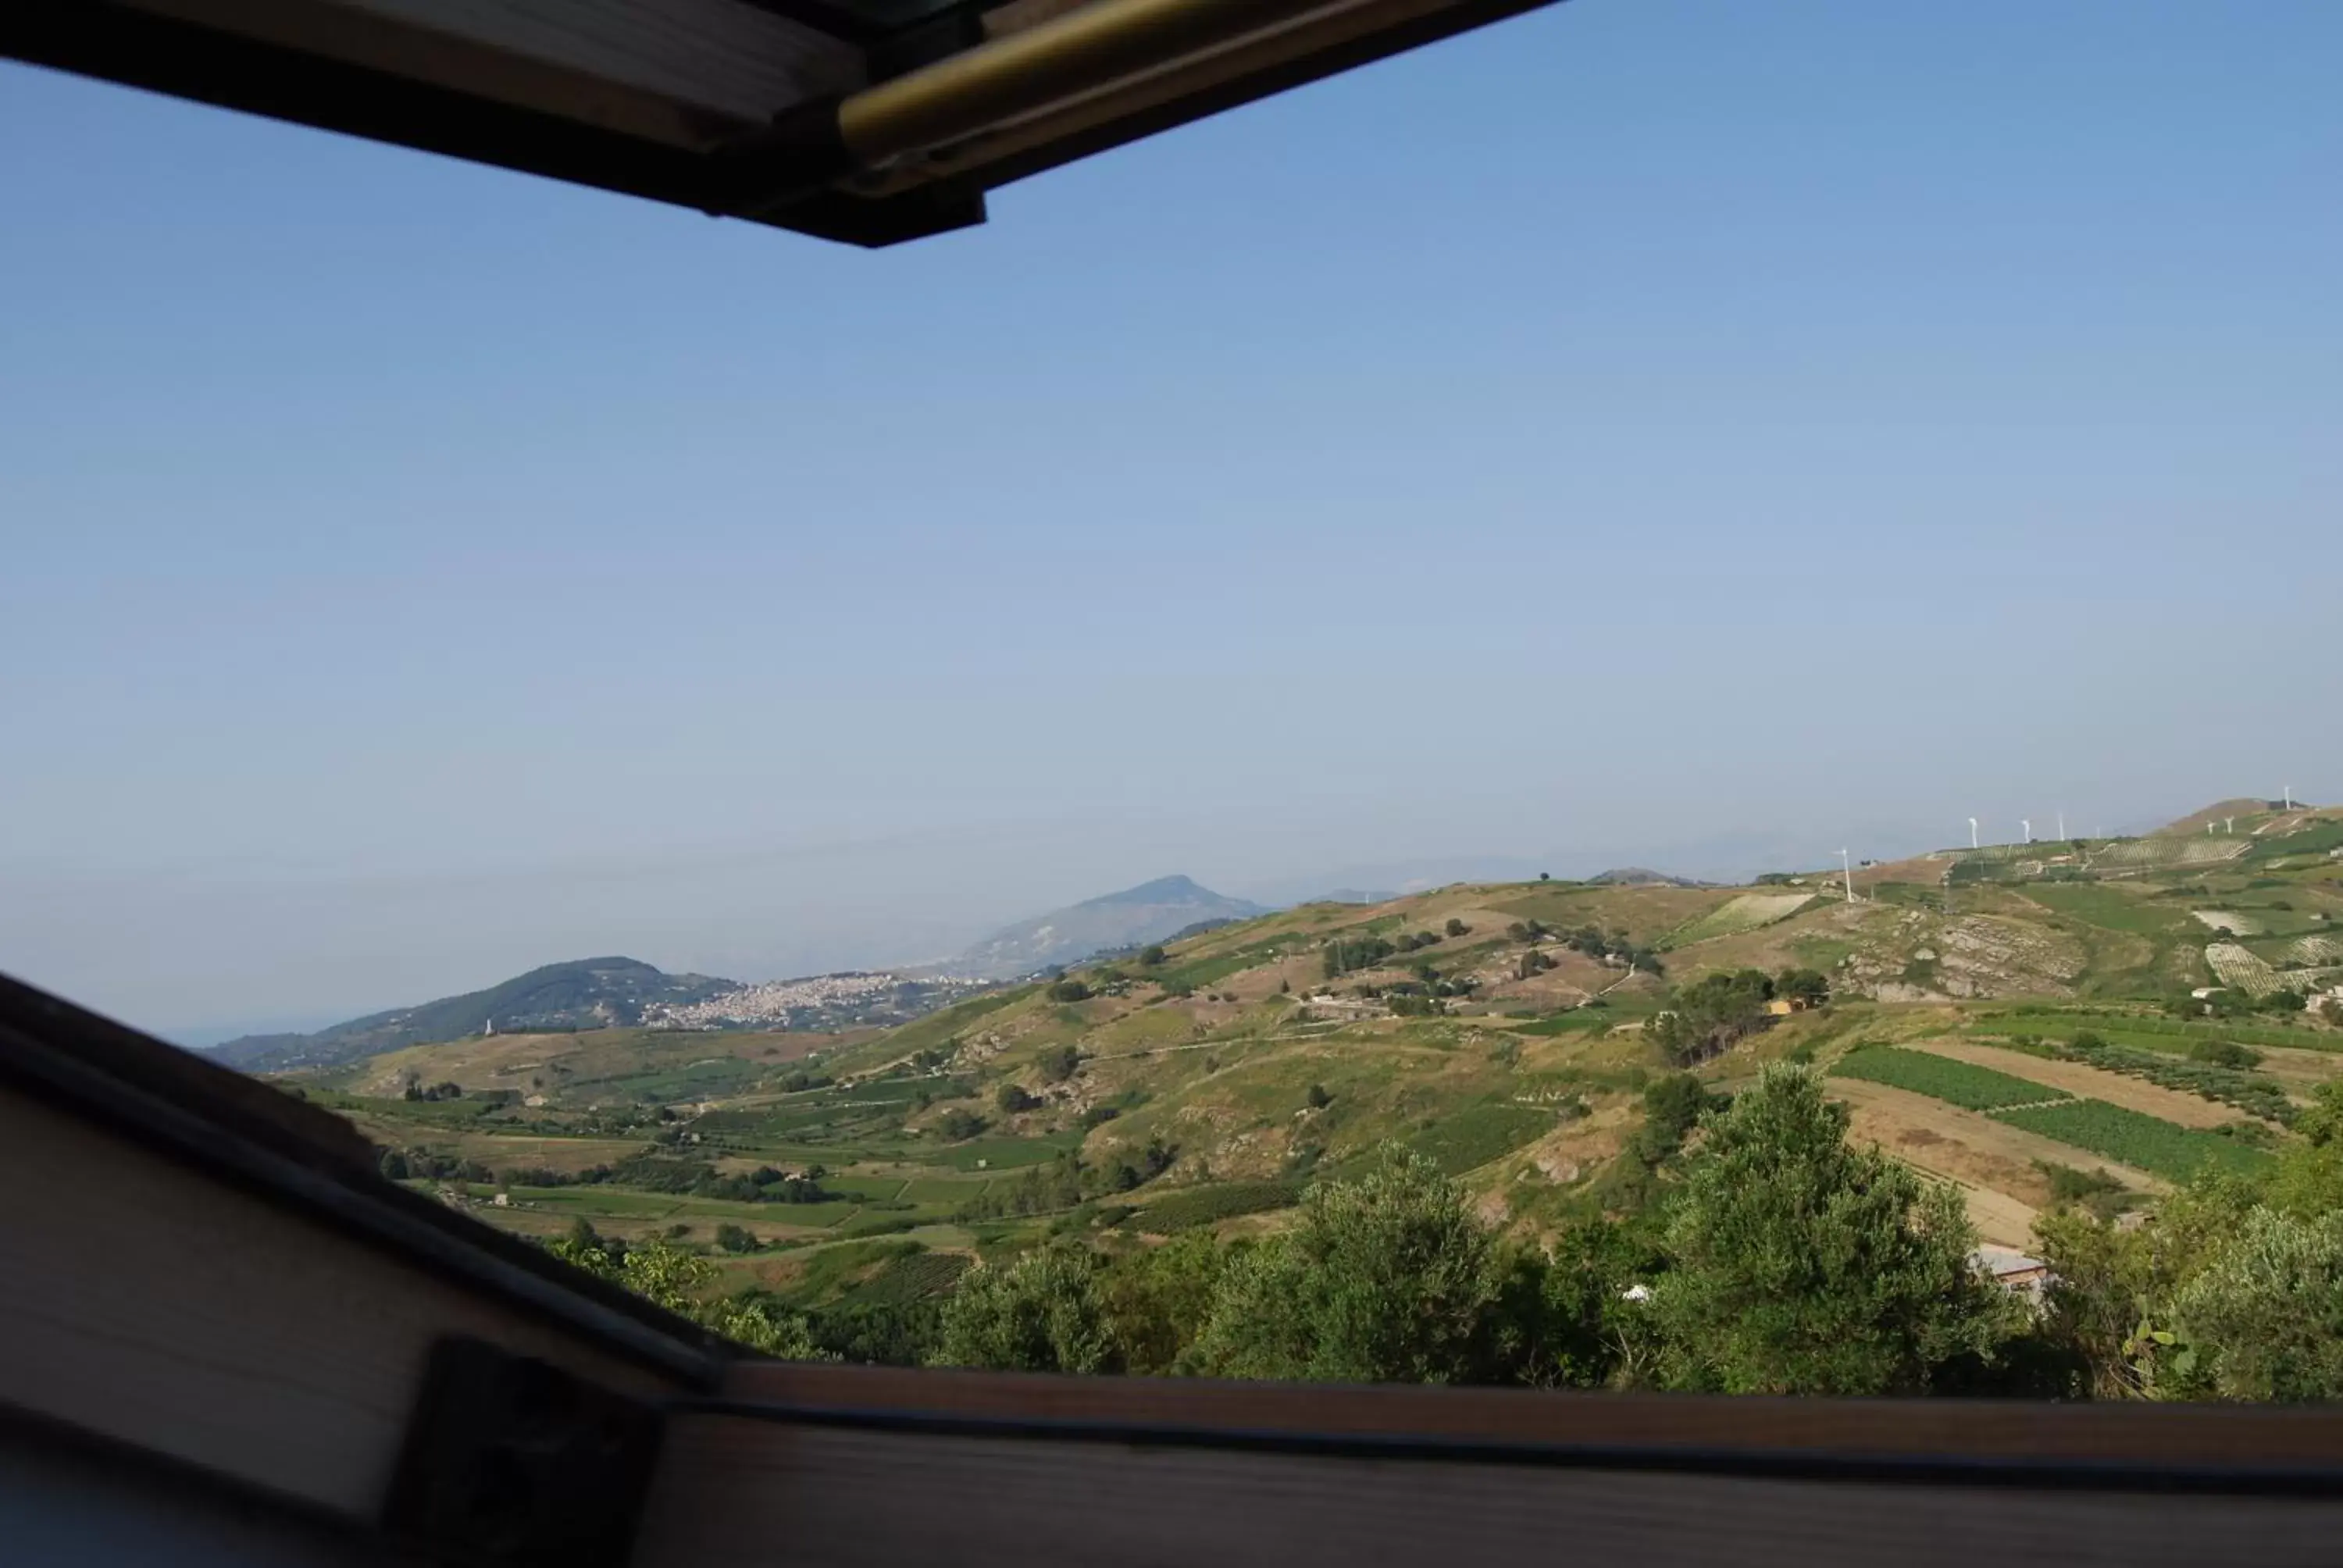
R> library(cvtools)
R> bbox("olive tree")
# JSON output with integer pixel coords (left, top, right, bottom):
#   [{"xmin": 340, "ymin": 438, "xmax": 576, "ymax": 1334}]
[
  {"xmin": 1190, "ymin": 1146, "xmax": 1499, "ymax": 1384},
  {"xmin": 1651, "ymin": 1064, "xmax": 2017, "ymax": 1394},
  {"xmin": 933, "ymin": 1244, "xmax": 1114, "ymax": 1374}
]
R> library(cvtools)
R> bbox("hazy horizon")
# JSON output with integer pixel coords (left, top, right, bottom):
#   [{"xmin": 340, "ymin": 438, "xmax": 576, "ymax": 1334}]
[
  {"xmin": 5, "ymin": 0, "xmax": 2339, "ymax": 1039},
  {"xmin": 56, "ymin": 789, "xmax": 2316, "ymax": 1043}
]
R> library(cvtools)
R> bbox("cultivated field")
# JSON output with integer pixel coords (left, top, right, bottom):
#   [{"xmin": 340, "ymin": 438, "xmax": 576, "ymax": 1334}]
[{"xmin": 1899, "ymin": 1040, "xmax": 2257, "ymax": 1130}]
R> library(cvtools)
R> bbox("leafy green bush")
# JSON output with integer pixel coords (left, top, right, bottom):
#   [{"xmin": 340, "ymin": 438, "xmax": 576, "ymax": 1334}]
[{"xmin": 933, "ymin": 1107, "xmax": 987, "ymax": 1142}]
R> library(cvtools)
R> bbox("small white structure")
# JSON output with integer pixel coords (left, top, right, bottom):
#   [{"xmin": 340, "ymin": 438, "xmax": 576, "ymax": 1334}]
[{"xmin": 1972, "ymin": 1245, "xmax": 2051, "ymax": 1303}]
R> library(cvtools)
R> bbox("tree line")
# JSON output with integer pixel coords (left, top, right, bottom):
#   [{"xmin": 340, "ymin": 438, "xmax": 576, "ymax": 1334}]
[
  {"xmin": 544, "ymin": 1060, "xmax": 2343, "ymax": 1402},
  {"xmin": 911, "ymin": 1064, "xmax": 2343, "ymax": 1397}
]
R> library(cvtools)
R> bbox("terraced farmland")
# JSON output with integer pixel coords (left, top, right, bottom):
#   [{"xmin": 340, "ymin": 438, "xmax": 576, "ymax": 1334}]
[
  {"xmin": 1664, "ymin": 892, "xmax": 1815, "ymax": 947},
  {"xmin": 2052, "ymin": 1035, "xmax": 2296, "ymax": 1126},
  {"xmin": 2094, "ymin": 837, "xmax": 2250, "ymax": 868},
  {"xmin": 2206, "ymin": 943, "xmax": 2284, "ymax": 996}
]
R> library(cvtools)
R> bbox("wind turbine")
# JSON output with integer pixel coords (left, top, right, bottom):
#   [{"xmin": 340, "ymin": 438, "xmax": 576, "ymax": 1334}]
[
  {"xmin": 1840, "ymin": 848, "xmax": 1856, "ymax": 904},
  {"xmin": 2057, "ymin": 811, "xmax": 2067, "ymax": 841},
  {"xmin": 2022, "ymin": 819, "xmax": 2031, "ymax": 844},
  {"xmin": 1969, "ymin": 818, "xmax": 1979, "ymax": 850}
]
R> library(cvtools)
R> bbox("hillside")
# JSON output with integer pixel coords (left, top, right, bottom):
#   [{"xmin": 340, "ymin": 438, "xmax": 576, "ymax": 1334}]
[
  {"xmin": 936, "ymin": 875, "xmax": 1269, "ymax": 980},
  {"xmin": 212, "ymin": 957, "xmax": 738, "ymax": 1071},
  {"xmin": 244, "ymin": 799, "xmax": 2334, "ymax": 1360},
  {"xmin": 267, "ymin": 801, "xmax": 2343, "ymax": 1325}
]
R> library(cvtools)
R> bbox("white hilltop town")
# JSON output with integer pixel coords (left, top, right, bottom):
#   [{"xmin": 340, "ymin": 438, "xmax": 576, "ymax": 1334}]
[{"xmin": 641, "ymin": 971, "xmax": 991, "ymax": 1031}]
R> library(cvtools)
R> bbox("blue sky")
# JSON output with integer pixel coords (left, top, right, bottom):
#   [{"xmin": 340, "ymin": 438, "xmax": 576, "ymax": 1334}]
[{"xmin": 3, "ymin": 0, "xmax": 2338, "ymax": 1037}]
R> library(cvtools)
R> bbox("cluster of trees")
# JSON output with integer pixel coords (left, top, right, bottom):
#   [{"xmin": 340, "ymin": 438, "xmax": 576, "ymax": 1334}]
[
  {"xmin": 377, "ymin": 1146, "xmax": 492, "ymax": 1182},
  {"xmin": 558, "ymin": 1063, "xmax": 2343, "ymax": 1404},
  {"xmin": 2032, "ymin": 1078, "xmax": 2343, "ymax": 1402},
  {"xmin": 548, "ymin": 1221, "xmax": 819, "ymax": 1359},
  {"xmin": 934, "ymin": 1107, "xmax": 988, "ymax": 1141},
  {"xmin": 1323, "ymin": 935, "xmax": 1397, "ymax": 978},
  {"xmin": 401, "ymin": 1078, "xmax": 469, "ymax": 1102},
  {"xmin": 1557, "ymin": 925, "xmax": 1664, "ymax": 974},
  {"xmin": 515, "ymin": 1152, "xmax": 836, "ymax": 1203},
  {"xmin": 1392, "ymin": 930, "xmax": 1447, "ymax": 953},
  {"xmin": 2174, "ymin": 985, "xmax": 2324, "ymax": 1021},
  {"xmin": 1646, "ymin": 968, "xmax": 1828, "ymax": 1067},
  {"xmin": 918, "ymin": 1067, "xmax": 2343, "ymax": 1400},
  {"xmin": 922, "ymin": 1069, "xmax": 2033, "ymax": 1391},
  {"xmin": 955, "ymin": 1139, "xmax": 1179, "ymax": 1221}
]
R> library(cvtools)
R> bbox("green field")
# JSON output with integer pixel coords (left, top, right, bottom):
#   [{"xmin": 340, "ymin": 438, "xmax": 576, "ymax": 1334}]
[
  {"xmin": 1990, "ymin": 1100, "xmax": 2273, "ymax": 1183},
  {"xmin": 497, "ymin": 1185, "xmax": 867, "ymax": 1226},
  {"xmin": 1403, "ymin": 1103, "xmax": 1553, "ymax": 1174},
  {"xmin": 932, "ymin": 1131, "xmax": 1083, "ymax": 1171},
  {"xmin": 2246, "ymin": 819, "xmax": 2343, "ymax": 861},
  {"xmin": 2020, "ymin": 884, "xmax": 2192, "ymax": 936},
  {"xmin": 1509, "ymin": 1010, "xmax": 1614, "ymax": 1038},
  {"xmin": 1830, "ymin": 1046, "xmax": 2067, "ymax": 1111},
  {"xmin": 1133, "ymin": 1181, "xmax": 1302, "ymax": 1232},
  {"xmin": 847, "ymin": 1249, "xmax": 971, "ymax": 1306}
]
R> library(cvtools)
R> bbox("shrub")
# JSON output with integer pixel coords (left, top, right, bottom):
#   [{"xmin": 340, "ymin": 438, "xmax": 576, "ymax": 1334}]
[
  {"xmin": 1047, "ymin": 979, "xmax": 1093, "ymax": 1003},
  {"xmin": 715, "ymin": 1222, "xmax": 758, "ymax": 1253},
  {"xmin": 996, "ymin": 1084, "xmax": 1040, "ymax": 1114},
  {"xmin": 1190, "ymin": 1149, "xmax": 1498, "ymax": 1384},
  {"xmin": 934, "ymin": 1107, "xmax": 987, "ymax": 1142},
  {"xmin": 934, "ymin": 1244, "xmax": 1114, "ymax": 1374},
  {"xmin": 1445, "ymin": 918, "xmax": 1471, "ymax": 938}
]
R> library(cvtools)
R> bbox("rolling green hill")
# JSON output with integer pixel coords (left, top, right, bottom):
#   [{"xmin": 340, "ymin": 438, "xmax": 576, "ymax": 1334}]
[{"xmin": 268, "ymin": 798, "xmax": 2342, "ymax": 1320}]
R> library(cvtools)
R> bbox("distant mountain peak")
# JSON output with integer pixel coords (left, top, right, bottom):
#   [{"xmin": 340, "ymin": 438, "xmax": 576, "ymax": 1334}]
[
  {"xmin": 1586, "ymin": 867, "xmax": 1703, "ymax": 887},
  {"xmin": 1093, "ymin": 874, "xmax": 1214, "ymax": 905},
  {"xmin": 940, "ymin": 875, "xmax": 1269, "ymax": 980}
]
